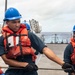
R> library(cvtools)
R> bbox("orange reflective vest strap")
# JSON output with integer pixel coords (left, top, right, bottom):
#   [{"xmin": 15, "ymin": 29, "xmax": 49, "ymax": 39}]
[
  {"xmin": 31, "ymin": 48, "xmax": 37, "ymax": 61},
  {"xmin": 2, "ymin": 24, "xmax": 36, "ymax": 61},
  {"xmin": 2, "ymin": 25, "xmax": 14, "ymax": 50},
  {"xmin": 70, "ymin": 38, "xmax": 75, "ymax": 64}
]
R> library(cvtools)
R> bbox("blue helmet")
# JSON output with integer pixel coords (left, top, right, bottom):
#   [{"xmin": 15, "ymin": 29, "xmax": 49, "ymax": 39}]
[
  {"xmin": 73, "ymin": 25, "xmax": 75, "ymax": 31},
  {"xmin": 22, "ymin": 22, "xmax": 30, "ymax": 30},
  {"xmin": 3, "ymin": 7, "xmax": 22, "ymax": 21}
]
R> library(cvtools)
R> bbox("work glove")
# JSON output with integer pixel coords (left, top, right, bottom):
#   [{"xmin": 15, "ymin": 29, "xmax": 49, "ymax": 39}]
[
  {"xmin": 62, "ymin": 63, "xmax": 74, "ymax": 73},
  {"xmin": 24, "ymin": 63, "xmax": 38, "ymax": 72}
]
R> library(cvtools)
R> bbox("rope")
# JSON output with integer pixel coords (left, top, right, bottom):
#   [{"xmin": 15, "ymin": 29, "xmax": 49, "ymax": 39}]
[
  {"xmin": 0, "ymin": 66, "xmax": 73, "ymax": 71},
  {"xmin": 39, "ymin": 68, "xmax": 64, "ymax": 70}
]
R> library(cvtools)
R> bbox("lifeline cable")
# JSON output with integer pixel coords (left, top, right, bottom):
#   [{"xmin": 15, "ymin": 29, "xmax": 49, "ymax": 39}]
[{"xmin": 0, "ymin": 66, "xmax": 73, "ymax": 71}]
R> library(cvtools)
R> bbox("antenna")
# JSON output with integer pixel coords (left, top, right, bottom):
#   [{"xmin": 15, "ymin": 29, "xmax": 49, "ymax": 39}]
[{"xmin": 2, "ymin": 0, "xmax": 8, "ymax": 28}]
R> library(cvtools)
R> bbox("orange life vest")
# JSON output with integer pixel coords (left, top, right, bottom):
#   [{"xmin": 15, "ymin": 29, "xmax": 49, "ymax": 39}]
[
  {"xmin": 70, "ymin": 38, "xmax": 75, "ymax": 64},
  {"xmin": 2, "ymin": 24, "xmax": 36, "ymax": 61}
]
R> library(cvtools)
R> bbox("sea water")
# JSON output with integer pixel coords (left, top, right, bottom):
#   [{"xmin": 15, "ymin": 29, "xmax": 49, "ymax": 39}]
[{"xmin": 41, "ymin": 32, "xmax": 72, "ymax": 44}]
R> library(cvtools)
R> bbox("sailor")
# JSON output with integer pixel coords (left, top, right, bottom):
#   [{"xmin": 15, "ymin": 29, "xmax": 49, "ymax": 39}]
[{"xmin": 0, "ymin": 7, "xmax": 74, "ymax": 75}]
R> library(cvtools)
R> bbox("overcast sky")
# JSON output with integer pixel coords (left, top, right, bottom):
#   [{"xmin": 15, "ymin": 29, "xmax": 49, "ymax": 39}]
[{"xmin": 0, "ymin": 0, "xmax": 75, "ymax": 32}]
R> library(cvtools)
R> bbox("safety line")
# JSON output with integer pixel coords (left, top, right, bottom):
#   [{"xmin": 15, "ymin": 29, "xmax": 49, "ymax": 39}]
[{"xmin": 0, "ymin": 67, "xmax": 73, "ymax": 71}]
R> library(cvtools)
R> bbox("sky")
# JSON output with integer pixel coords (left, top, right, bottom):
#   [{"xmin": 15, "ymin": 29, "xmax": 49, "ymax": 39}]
[{"xmin": 0, "ymin": 0, "xmax": 75, "ymax": 32}]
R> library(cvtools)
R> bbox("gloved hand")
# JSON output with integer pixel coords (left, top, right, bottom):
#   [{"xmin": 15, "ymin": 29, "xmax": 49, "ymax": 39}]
[
  {"xmin": 24, "ymin": 63, "xmax": 38, "ymax": 72},
  {"xmin": 62, "ymin": 63, "xmax": 74, "ymax": 73}
]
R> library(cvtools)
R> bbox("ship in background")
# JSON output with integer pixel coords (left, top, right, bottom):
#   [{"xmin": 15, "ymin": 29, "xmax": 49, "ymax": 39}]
[
  {"xmin": 23, "ymin": 19, "xmax": 45, "ymax": 42},
  {"xmin": 23, "ymin": 19, "xmax": 72, "ymax": 44}
]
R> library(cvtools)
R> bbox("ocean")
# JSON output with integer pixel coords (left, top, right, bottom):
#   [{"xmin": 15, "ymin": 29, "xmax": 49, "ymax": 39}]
[{"xmin": 41, "ymin": 32, "xmax": 72, "ymax": 44}]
